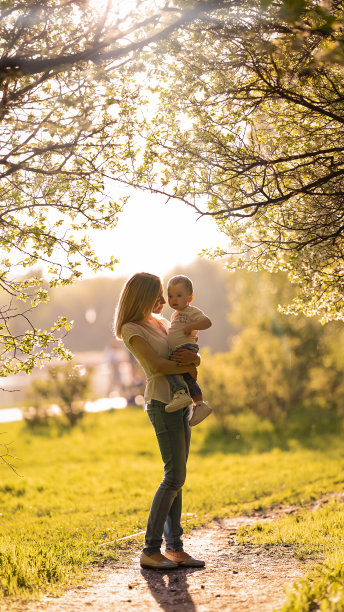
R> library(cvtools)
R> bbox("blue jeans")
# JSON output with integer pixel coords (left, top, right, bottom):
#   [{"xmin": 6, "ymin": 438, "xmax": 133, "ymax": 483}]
[
  {"xmin": 167, "ymin": 343, "xmax": 202, "ymax": 400},
  {"xmin": 144, "ymin": 400, "xmax": 192, "ymax": 555},
  {"xmin": 166, "ymin": 373, "xmax": 187, "ymax": 394}
]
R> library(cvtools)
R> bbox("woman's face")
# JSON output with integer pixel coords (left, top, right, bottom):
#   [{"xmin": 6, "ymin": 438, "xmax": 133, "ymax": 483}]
[{"xmin": 152, "ymin": 285, "xmax": 166, "ymax": 315}]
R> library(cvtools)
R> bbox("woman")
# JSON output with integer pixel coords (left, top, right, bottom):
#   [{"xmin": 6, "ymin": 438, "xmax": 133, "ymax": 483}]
[{"xmin": 114, "ymin": 272, "xmax": 205, "ymax": 570}]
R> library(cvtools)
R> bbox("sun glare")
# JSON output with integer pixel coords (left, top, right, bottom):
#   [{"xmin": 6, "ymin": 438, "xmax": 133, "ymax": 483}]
[{"xmin": 87, "ymin": 0, "xmax": 146, "ymax": 20}]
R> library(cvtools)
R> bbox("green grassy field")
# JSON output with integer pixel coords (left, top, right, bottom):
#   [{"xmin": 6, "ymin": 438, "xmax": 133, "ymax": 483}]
[{"xmin": 1, "ymin": 407, "xmax": 344, "ymax": 609}]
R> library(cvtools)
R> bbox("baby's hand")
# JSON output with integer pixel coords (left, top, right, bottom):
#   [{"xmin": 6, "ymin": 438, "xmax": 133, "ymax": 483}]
[{"xmin": 183, "ymin": 323, "xmax": 194, "ymax": 336}]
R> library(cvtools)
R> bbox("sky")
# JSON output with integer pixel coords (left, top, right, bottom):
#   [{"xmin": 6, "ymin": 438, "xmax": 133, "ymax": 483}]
[
  {"xmin": 90, "ymin": 189, "xmax": 229, "ymax": 281},
  {"xmin": 75, "ymin": 1, "xmax": 230, "ymax": 282}
]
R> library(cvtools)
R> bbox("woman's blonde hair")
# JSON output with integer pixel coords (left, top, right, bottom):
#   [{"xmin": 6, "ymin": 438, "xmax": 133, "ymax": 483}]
[{"xmin": 114, "ymin": 272, "xmax": 161, "ymax": 339}]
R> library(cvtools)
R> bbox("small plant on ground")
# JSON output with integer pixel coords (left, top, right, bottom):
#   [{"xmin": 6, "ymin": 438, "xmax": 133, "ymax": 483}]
[{"xmin": 24, "ymin": 362, "xmax": 92, "ymax": 427}]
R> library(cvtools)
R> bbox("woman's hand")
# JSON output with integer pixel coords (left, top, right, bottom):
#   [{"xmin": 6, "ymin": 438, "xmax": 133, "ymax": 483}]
[
  {"xmin": 170, "ymin": 348, "xmax": 200, "ymax": 366},
  {"xmin": 130, "ymin": 335, "xmax": 198, "ymax": 376}
]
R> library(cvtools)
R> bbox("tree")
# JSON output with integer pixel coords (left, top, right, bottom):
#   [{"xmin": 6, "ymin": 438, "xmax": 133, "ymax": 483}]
[
  {"xmin": 198, "ymin": 270, "xmax": 344, "ymax": 427},
  {"xmin": 0, "ymin": 0, "xmax": 230, "ymax": 375},
  {"xmin": 2, "ymin": 0, "xmax": 343, "ymax": 375},
  {"xmin": 129, "ymin": 0, "xmax": 344, "ymax": 323}
]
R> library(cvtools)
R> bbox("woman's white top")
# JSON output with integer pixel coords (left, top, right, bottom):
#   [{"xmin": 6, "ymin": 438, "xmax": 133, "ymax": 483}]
[{"xmin": 121, "ymin": 317, "xmax": 173, "ymax": 405}]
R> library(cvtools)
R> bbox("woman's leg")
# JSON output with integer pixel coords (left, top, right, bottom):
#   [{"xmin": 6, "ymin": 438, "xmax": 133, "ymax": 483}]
[
  {"xmin": 144, "ymin": 401, "xmax": 191, "ymax": 556},
  {"xmin": 164, "ymin": 405, "xmax": 191, "ymax": 551}
]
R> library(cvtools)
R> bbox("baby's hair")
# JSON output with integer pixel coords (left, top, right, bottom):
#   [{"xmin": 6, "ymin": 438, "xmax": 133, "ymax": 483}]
[{"xmin": 168, "ymin": 275, "xmax": 193, "ymax": 295}]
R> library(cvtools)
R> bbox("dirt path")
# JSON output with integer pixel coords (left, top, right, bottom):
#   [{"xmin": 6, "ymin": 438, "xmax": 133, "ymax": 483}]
[{"xmin": 11, "ymin": 507, "xmax": 310, "ymax": 612}]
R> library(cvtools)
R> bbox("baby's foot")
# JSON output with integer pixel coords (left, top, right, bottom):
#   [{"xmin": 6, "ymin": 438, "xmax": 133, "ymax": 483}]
[
  {"xmin": 165, "ymin": 390, "xmax": 191, "ymax": 413},
  {"xmin": 189, "ymin": 401, "xmax": 212, "ymax": 426}
]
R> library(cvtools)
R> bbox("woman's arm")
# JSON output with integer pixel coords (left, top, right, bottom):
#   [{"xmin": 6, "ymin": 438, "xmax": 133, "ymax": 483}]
[
  {"xmin": 130, "ymin": 335, "xmax": 197, "ymax": 377},
  {"xmin": 170, "ymin": 348, "xmax": 201, "ymax": 367}
]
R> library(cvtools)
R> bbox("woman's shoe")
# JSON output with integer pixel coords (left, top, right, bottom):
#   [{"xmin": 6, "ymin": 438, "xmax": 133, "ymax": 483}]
[
  {"xmin": 164, "ymin": 551, "xmax": 205, "ymax": 568},
  {"xmin": 140, "ymin": 552, "xmax": 178, "ymax": 570}
]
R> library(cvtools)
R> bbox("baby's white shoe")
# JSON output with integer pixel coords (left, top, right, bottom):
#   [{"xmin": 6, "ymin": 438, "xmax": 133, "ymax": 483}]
[
  {"xmin": 165, "ymin": 390, "xmax": 191, "ymax": 413},
  {"xmin": 189, "ymin": 401, "xmax": 212, "ymax": 426}
]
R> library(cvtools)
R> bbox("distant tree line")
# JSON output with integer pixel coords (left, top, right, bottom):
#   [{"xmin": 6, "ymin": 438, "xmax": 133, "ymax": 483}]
[{"xmin": 1, "ymin": 259, "xmax": 233, "ymax": 355}]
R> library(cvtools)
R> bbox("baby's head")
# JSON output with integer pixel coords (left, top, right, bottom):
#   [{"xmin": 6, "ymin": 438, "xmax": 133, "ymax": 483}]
[{"xmin": 167, "ymin": 275, "xmax": 193, "ymax": 311}]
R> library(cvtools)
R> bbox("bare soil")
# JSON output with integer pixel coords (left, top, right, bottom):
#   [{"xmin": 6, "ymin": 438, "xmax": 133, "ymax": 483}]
[{"xmin": 8, "ymin": 506, "xmax": 312, "ymax": 612}]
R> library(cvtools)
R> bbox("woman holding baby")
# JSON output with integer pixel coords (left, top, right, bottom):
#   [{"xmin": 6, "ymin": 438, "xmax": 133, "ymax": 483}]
[{"xmin": 114, "ymin": 272, "xmax": 211, "ymax": 570}]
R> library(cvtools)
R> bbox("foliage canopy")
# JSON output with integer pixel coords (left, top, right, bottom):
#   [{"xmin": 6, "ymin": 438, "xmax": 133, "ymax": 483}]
[
  {"xmin": 0, "ymin": 0, "xmax": 225, "ymax": 374},
  {"xmin": 1, "ymin": 0, "xmax": 344, "ymax": 375},
  {"xmin": 131, "ymin": 0, "xmax": 344, "ymax": 322}
]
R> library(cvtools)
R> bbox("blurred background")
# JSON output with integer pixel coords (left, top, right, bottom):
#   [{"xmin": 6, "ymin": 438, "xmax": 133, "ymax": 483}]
[
  {"xmin": 1, "ymin": 256, "xmax": 343, "ymax": 432},
  {"xmin": 0, "ymin": 258, "xmax": 231, "ymax": 420}
]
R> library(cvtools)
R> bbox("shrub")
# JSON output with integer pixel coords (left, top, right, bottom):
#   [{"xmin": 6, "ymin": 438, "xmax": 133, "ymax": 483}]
[
  {"xmin": 200, "ymin": 319, "xmax": 344, "ymax": 429},
  {"xmin": 24, "ymin": 363, "xmax": 92, "ymax": 427},
  {"xmin": 199, "ymin": 329, "xmax": 293, "ymax": 428}
]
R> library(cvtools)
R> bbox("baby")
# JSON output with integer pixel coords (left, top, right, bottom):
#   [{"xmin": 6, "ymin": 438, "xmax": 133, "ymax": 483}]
[{"xmin": 164, "ymin": 274, "xmax": 213, "ymax": 427}]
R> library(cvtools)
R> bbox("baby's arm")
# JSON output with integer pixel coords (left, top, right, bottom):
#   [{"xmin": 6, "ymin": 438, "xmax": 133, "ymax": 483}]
[{"xmin": 184, "ymin": 315, "xmax": 212, "ymax": 336}]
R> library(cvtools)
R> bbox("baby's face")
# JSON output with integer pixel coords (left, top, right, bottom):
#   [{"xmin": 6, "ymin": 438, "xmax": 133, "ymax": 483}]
[{"xmin": 167, "ymin": 282, "xmax": 192, "ymax": 311}]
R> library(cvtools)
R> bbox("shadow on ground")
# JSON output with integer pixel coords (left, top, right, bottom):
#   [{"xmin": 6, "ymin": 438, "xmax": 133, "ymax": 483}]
[{"xmin": 140, "ymin": 567, "xmax": 203, "ymax": 612}]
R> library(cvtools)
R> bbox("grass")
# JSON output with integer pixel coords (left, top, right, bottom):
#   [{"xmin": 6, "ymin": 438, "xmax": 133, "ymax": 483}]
[
  {"xmin": 1, "ymin": 407, "xmax": 344, "ymax": 609},
  {"xmin": 238, "ymin": 499, "xmax": 344, "ymax": 611}
]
